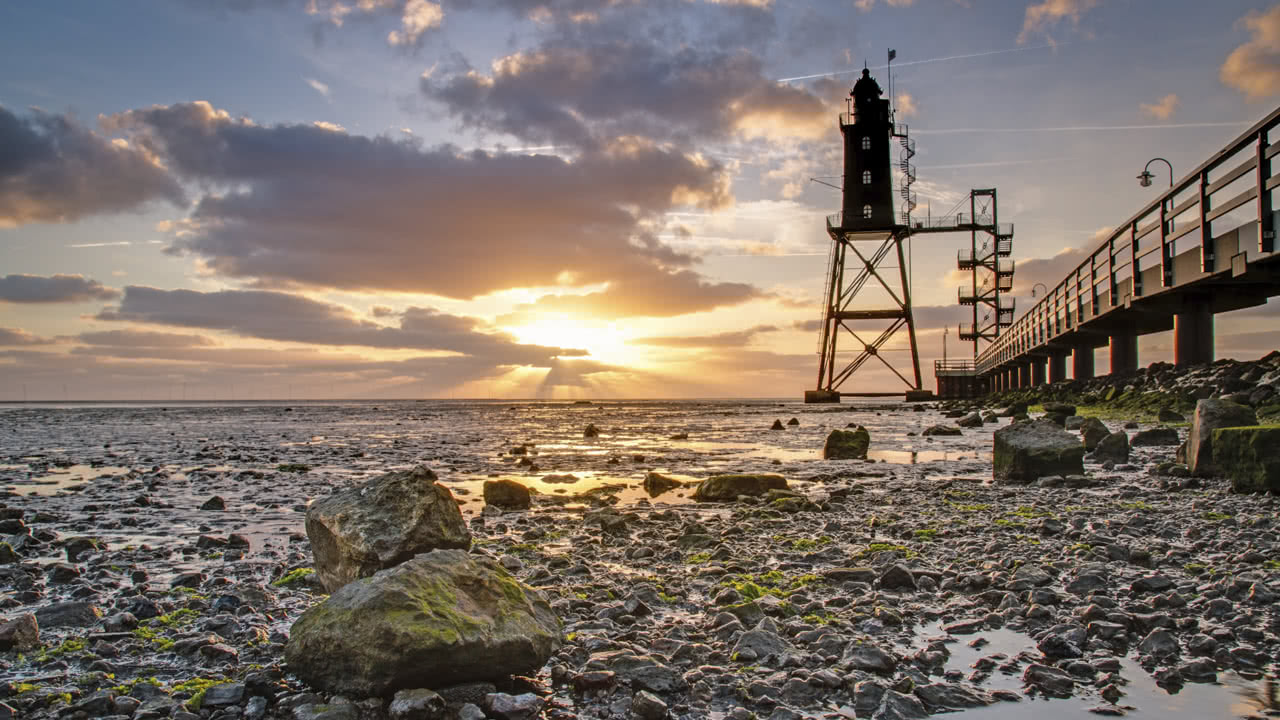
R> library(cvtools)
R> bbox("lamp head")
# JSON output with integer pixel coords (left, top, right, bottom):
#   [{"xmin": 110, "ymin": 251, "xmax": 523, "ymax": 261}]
[{"xmin": 1137, "ymin": 170, "xmax": 1154, "ymax": 188}]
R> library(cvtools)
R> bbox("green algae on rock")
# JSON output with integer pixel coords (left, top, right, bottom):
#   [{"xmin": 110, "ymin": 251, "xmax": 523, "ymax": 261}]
[
  {"xmin": 692, "ymin": 473, "xmax": 788, "ymax": 501},
  {"xmin": 1211, "ymin": 425, "xmax": 1280, "ymax": 493},
  {"xmin": 304, "ymin": 466, "xmax": 471, "ymax": 593},
  {"xmin": 822, "ymin": 427, "xmax": 870, "ymax": 460},
  {"xmin": 285, "ymin": 549, "xmax": 560, "ymax": 697}
]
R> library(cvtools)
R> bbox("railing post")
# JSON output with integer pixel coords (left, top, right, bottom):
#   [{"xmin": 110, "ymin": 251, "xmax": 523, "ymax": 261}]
[
  {"xmin": 1130, "ymin": 220, "xmax": 1140, "ymax": 298},
  {"xmin": 1199, "ymin": 169, "xmax": 1213, "ymax": 273},
  {"xmin": 1260, "ymin": 129, "xmax": 1275, "ymax": 253},
  {"xmin": 1160, "ymin": 196, "xmax": 1173, "ymax": 287}
]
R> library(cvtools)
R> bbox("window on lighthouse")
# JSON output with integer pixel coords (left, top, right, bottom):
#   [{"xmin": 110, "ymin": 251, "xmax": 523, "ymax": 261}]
[
  {"xmin": 862, "ymin": 170, "xmax": 872, "ymax": 184},
  {"xmin": 861, "ymin": 136, "xmax": 871, "ymax": 150},
  {"xmin": 863, "ymin": 204, "xmax": 873, "ymax": 219}
]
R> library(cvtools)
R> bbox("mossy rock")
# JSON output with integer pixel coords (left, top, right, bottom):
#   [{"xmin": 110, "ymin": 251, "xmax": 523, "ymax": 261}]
[
  {"xmin": 823, "ymin": 427, "xmax": 869, "ymax": 460},
  {"xmin": 1212, "ymin": 425, "xmax": 1280, "ymax": 493},
  {"xmin": 693, "ymin": 473, "xmax": 788, "ymax": 501},
  {"xmin": 993, "ymin": 419, "xmax": 1084, "ymax": 484},
  {"xmin": 285, "ymin": 549, "xmax": 560, "ymax": 697}
]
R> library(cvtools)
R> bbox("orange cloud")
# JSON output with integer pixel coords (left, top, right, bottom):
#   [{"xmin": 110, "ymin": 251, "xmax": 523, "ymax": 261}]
[{"xmin": 1221, "ymin": 4, "xmax": 1280, "ymax": 100}]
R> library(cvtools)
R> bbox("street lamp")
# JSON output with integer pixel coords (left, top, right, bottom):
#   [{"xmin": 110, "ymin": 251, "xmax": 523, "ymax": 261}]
[
  {"xmin": 1031, "ymin": 282, "xmax": 1048, "ymax": 298},
  {"xmin": 1137, "ymin": 157, "xmax": 1173, "ymax": 188}
]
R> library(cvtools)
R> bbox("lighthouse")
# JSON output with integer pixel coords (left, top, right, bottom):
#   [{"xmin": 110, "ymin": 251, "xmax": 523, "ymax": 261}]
[{"xmin": 840, "ymin": 68, "xmax": 897, "ymax": 230}]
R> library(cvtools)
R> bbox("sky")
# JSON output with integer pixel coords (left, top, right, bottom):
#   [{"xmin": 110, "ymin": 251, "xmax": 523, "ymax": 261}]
[{"xmin": 2, "ymin": 0, "xmax": 1279, "ymax": 400}]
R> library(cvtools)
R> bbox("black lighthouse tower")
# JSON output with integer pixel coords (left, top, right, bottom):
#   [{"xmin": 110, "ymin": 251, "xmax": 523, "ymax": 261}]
[
  {"xmin": 842, "ymin": 68, "xmax": 897, "ymax": 232},
  {"xmin": 807, "ymin": 67, "xmax": 924, "ymax": 402}
]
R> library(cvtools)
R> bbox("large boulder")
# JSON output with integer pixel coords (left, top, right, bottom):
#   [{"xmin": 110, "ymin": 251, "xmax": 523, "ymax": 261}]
[
  {"xmin": 1188, "ymin": 399, "xmax": 1258, "ymax": 476},
  {"xmin": 285, "ymin": 550, "xmax": 560, "ymax": 697},
  {"xmin": 1090, "ymin": 431, "xmax": 1129, "ymax": 464},
  {"xmin": 693, "ymin": 474, "xmax": 787, "ymax": 501},
  {"xmin": 483, "ymin": 480, "xmax": 531, "ymax": 510},
  {"xmin": 823, "ymin": 427, "xmax": 869, "ymax": 460},
  {"xmin": 642, "ymin": 472, "xmax": 683, "ymax": 497},
  {"xmin": 956, "ymin": 413, "xmax": 983, "ymax": 428},
  {"xmin": 305, "ymin": 466, "xmax": 471, "ymax": 593},
  {"xmin": 1131, "ymin": 427, "xmax": 1179, "ymax": 447},
  {"xmin": 993, "ymin": 419, "xmax": 1084, "ymax": 484},
  {"xmin": 1212, "ymin": 426, "xmax": 1280, "ymax": 493},
  {"xmin": 1079, "ymin": 418, "xmax": 1109, "ymax": 451}
]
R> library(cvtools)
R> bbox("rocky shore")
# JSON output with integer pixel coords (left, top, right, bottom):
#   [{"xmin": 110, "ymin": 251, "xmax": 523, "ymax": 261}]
[{"xmin": 0, "ymin": 370, "xmax": 1277, "ymax": 719}]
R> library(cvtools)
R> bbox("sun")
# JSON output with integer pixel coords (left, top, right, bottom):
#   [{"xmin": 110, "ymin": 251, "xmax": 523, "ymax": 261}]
[{"xmin": 507, "ymin": 313, "xmax": 630, "ymax": 364}]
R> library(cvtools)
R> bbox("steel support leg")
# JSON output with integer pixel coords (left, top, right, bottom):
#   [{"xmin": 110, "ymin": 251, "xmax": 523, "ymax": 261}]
[
  {"xmin": 1073, "ymin": 345, "xmax": 1094, "ymax": 380},
  {"xmin": 1018, "ymin": 364, "xmax": 1030, "ymax": 388},
  {"xmin": 1110, "ymin": 332, "xmax": 1138, "ymax": 375},
  {"xmin": 1174, "ymin": 299, "xmax": 1214, "ymax": 368},
  {"xmin": 1048, "ymin": 353, "xmax": 1067, "ymax": 383},
  {"xmin": 1031, "ymin": 359, "xmax": 1046, "ymax": 386}
]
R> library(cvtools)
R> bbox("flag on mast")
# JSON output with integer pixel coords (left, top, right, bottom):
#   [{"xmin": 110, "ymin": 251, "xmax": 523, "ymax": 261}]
[{"xmin": 888, "ymin": 49, "xmax": 897, "ymax": 62}]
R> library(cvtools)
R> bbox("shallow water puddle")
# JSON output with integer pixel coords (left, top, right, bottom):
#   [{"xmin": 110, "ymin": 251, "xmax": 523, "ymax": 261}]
[{"xmin": 8, "ymin": 464, "xmax": 130, "ymax": 495}]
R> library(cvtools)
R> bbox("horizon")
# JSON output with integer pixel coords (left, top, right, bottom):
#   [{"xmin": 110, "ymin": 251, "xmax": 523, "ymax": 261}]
[{"xmin": 3, "ymin": 1, "xmax": 1280, "ymax": 401}]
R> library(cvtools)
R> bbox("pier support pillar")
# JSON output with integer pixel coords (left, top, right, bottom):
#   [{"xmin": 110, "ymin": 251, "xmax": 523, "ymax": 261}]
[
  {"xmin": 1048, "ymin": 353, "xmax": 1068, "ymax": 384},
  {"xmin": 1073, "ymin": 345, "xmax": 1094, "ymax": 380},
  {"xmin": 1018, "ymin": 363, "xmax": 1031, "ymax": 388},
  {"xmin": 1110, "ymin": 332, "xmax": 1138, "ymax": 376},
  {"xmin": 993, "ymin": 373, "xmax": 1001, "ymax": 392},
  {"xmin": 1031, "ymin": 358, "xmax": 1046, "ymax": 387},
  {"xmin": 1174, "ymin": 299, "xmax": 1214, "ymax": 368}
]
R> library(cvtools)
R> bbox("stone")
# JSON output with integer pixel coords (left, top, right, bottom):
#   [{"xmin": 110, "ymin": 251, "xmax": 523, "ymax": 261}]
[
  {"xmin": 913, "ymin": 683, "xmax": 991, "ymax": 710},
  {"xmin": 845, "ymin": 643, "xmax": 897, "ymax": 674},
  {"xmin": 922, "ymin": 424, "xmax": 962, "ymax": 437},
  {"xmin": 1138, "ymin": 629, "xmax": 1179, "ymax": 659},
  {"xmin": 993, "ymin": 419, "xmax": 1085, "ymax": 484},
  {"xmin": 588, "ymin": 651, "xmax": 681, "ymax": 692},
  {"xmin": 1044, "ymin": 402, "xmax": 1076, "ymax": 416},
  {"xmin": 770, "ymin": 419, "xmax": 785, "ymax": 430},
  {"xmin": 823, "ymin": 427, "xmax": 870, "ymax": 460},
  {"xmin": 63, "ymin": 536, "xmax": 100, "ymax": 561},
  {"xmin": 1131, "ymin": 427, "xmax": 1179, "ymax": 446},
  {"xmin": 631, "ymin": 690, "xmax": 668, "ymax": 720},
  {"xmin": 956, "ymin": 413, "xmax": 983, "ymax": 428},
  {"xmin": 485, "ymin": 693, "xmax": 543, "ymax": 720},
  {"xmin": 1080, "ymin": 418, "xmax": 1110, "ymax": 451},
  {"xmin": 305, "ymin": 466, "xmax": 471, "ymax": 593},
  {"xmin": 0, "ymin": 613, "xmax": 39, "ymax": 651},
  {"xmin": 202, "ymin": 683, "xmax": 246, "ymax": 707},
  {"xmin": 1091, "ymin": 431, "xmax": 1129, "ymax": 464},
  {"xmin": 34, "ymin": 601, "xmax": 100, "ymax": 628},
  {"xmin": 1064, "ymin": 416, "xmax": 1085, "ymax": 431},
  {"xmin": 879, "ymin": 564, "xmax": 916, "ymax": 591},
  {"xmin": 642, "ymin": 472, "xmax": 683, "ymax": 497},
  {"xmin": 823, "ymin": 567, "xmax": 878, "ymax": 584},
  {"xmin": 292, "ymin": 705, "xmax": 358, "ymax": 720},
  {"xmin": 1188, "ymin": 399, "xmax": 1257, "ymax": 476},
  {"xmin": 787, "ymin": 417, "xmax": 800, "ymax": 426},
  {"xmin": 693, "ymin": 473, "xmax": 787, "ymax": 501},
  {"xmin": 1158, "ymin": 408, "xmax": 1184, "ymax": 422},
  {"xmin": 733, "ymin": 629, "xmax": 789, "ymax": 661},
  {"xmin": 584, "ymin": 424, "xmax": 600, "ymax": 438},
  {"xmin": 871, "ymin": 690, "xmax": 928, "ymax": 720},
  {"xmin": 200, "ymin": 496, "xmax": 226, "ymax": 511},
  {"xmin": 1211, "ymin": 426, "xmax": 1280, "ymax": 493},
  {"xmin": 285, "ymin": 549, "xmax": 560, "ymax": 697},
  {"xmin": 1022, "ymin": 663, "xmax": 1074, "ymax": 697},
  {"xmin": 483, "ymin": 479, "xmax": 531, "ymax": 510}
]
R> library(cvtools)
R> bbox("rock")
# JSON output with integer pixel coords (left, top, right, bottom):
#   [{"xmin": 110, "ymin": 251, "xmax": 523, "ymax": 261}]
[
  {"xmin": 871, "ymin": 689, "xmax": 928, "ymax": 719},
  {"xmin": 846, "ymin": 643, "xmax": 898, "ymax": 674},
  {"xmin": 1064, "ymin": 416, "xmax": 1085, "ymax": 431},
  {"xmin": 1138, "ymin": 629, "xmax": 1179, "ymax": 659},
  {"xmin": 993, "ymin": 419, "xmax": 1085, "ymax": 484},
  {"xmin": 642, "ymin": 472, "xmax": 683, "ymax": 497},
  {"xmin": 631, "ymin": 690, "xmax": 668, "ymax": 720},
  {"xmin": 589, "ymin": 651, "xmax": 681, "ymax": 692},
  {"xmin": 63, "ymin": 536, "xmax": 101, "ymax": 561},
  {"xmin": 1130, "ymin": 575, "xmax": 1175, "ymax": 594},
  {"xmin": 1212, "ymin": 426, "xmax": 1280, "ymax": 493},
  {"xmin": 922, "ymin": 424, "xmax": 962, "ymax": 437},
  {"xmin": 1023, "ymin": 663, "xmax": 1074, "ymax": 697},
  {"xmin": 823, "ymin": 567, "xmax": 878, "ymax": 584},
  {"xmin": 200, "ymin": 495, "xmax": 226, "ymax": 511},
  {"xmin": 823, "ymin": 427, "xmax": 870, "ymax": 460},
  {"xmin": 389, "ymin": 689, "xmax": 446, "ymax": 720},
  {"xmin": 770, "ymin": 419, "xmax": 785, "ymax": 430},
  {"xmin": 913, "ymin": 682, "xmax": 991, "ymax": 710},
  {"xmin": 787, "ymin": 417, "xmax": 800, "ymax": 426},
  {"xmin": 693, "ymin": 473, "xmax": 787, "ymax": 501},
  {"xmin": 483, "ymin": 479, "xmax": 531, "ymax": 510},
  {"xmin": 1090, "ymin": 431, "xmax": 1129, "ymax": 464},
  {"xmin": 957, "ymin": 413, "xmax": 983, "ymax": 428},
  {"xmin": 0, "ymin": 613, "xmax": 39, "ymax": 651},
  {"xmin": 733, "ymin": 629, "xmax": 789, "ymax": 661},
  {"xmin": 879, "ymin": 564, "xmax": 916, "ymax": 591},
  {"xmin": 1044, "ymin": 402, "xmax": 1076, "ymax": 416},
  {"xmin": 584, "ymin": 424, "xmax": 600, "ymax": 438},
  {"xmin": 1188, "ymin": 399, "xmax": 1257, "ymax": 475},
  {"xmin": 1080, "ymin": 418, "xmax": 1110, "ymax": 451},
  {"xmin": 285, "ymin": 549, "xmax": 560, "ymax": 697},
  {"xmin": 305, "ymin": 466, "xmax": 471, "ymax": 593},
  {"xmin": 1158, "ymin": 408, "xmax": 1184, "ymax": 422},
  {"xmin": 485, "ymin": 693, "xmax": 543, "ymax": 720},
  {"xmin": 293, "ymin": 704, "xmax": 358, "ymax": 720},
  {"xmin": 34, "ymin": 601, "xmax": 100, "ymax": 628},
  {"xmin": 202, "ymin": 683, "xmax": 246, "ymax": 707},
  {"xmin": 1131, "ymin": 427, "xmax": 1179, "ymax": 446}
]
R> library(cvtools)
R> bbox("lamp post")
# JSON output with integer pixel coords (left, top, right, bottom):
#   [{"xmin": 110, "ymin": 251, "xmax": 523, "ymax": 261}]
[{"xmin": 1137, "ymin": 157, "xmax": 1173, "ymax": 188}]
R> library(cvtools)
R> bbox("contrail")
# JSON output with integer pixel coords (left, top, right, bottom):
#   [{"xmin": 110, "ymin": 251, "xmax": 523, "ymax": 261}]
[
  {"xmin": 776, "ymin": 44, "xmax": 1058, "ymax": 83},
  {"xmin": 915, "ymin": 121, "xmax": 1251, "ymax": 136}
]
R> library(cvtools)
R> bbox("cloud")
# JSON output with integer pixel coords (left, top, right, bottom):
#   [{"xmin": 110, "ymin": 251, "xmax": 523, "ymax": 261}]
[
  {"xmin": 421, "ymin": 38, "xmax": 829, "ymax": 149},
  {"xmin": 387, "ymin": 0, "xmax": 443, "ymax": 45},
  {"xmin": 0, "ymin": 274, "xmax": 122, "ymax": 303},
  {"xmin": 305, "ymin": 77, "xmax": 332, "ymax": 97},
  {"xmin": 513, "ymin": 268, "xmax": 768, "ymax": 319},
  {"xmin": 75, "ymin": 329, "xmax": 216, "ymax": 347},
  {"xmin": 101, "ymin": 101, "xmax": 753, "ymax": 316},
  {"xmin": 1017, "ymin": 0, "xmax": 1099, "ymax": 45},
  {"xmin": 0, "ymin": 105, "xmax": 186, "ymax": 227},
  {"xmin": 854, "ymin": 0, "xmax": 914, "ymax": 10},
  {"xmin": 1140, "ymin": 93, "xmax": 1179, "ymax": 121},
  {"xmin": 0, "ymin": 328, "xmax": 53, "ymax": 346},
  {"xmin": 1221, "ymin": 4, "xmax": 1280, "ymax": 100},
  {"xmin": 95, "ymin": 285, "xmax": 587, "ymax": 364},
  {"xmin": 634, "ymin": 324, "xmax": 777, "ymax": 348},
  {"xmin": 895, "ymin": 92, "xmax": 918, "ymax": 119}
]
